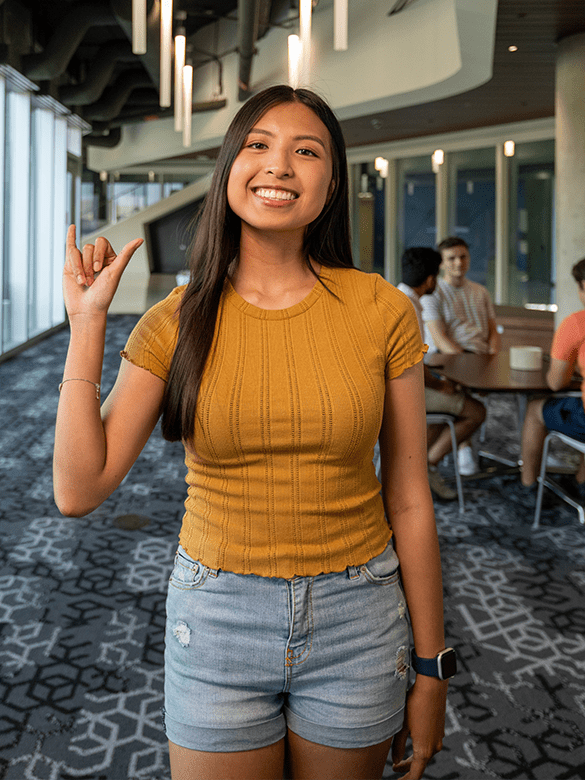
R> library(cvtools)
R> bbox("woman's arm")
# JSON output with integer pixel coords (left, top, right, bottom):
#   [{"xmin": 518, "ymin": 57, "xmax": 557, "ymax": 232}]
[
  {"xmin": 53, "ymin": 226, "xmax": 165, "ymax": 516},
  {"xmin": 378, "ymin": 360, "xmax": 448, "ymax": 780}
]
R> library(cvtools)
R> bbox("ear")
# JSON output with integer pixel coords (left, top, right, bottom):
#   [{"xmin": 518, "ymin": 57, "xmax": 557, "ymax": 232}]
[{"xmin": 423, "ymin": 274, "xmax": 435, "ymax": 291}]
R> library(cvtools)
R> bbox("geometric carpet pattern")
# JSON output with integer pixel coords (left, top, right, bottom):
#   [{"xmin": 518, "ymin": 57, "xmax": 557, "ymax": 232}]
[{"xmin": 1, "ymin": 317, "xmax": 584, "ymax": 779}]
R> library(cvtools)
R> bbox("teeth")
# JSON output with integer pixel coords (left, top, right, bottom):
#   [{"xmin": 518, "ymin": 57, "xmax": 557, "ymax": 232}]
[{"xmin": 255, "ymin": 188, "xmax": 297, "ymax": 201}]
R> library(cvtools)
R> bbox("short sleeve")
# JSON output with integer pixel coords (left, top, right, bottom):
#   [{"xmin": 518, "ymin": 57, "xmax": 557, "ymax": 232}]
[
  {"xmin": 374, "ymin": 276, "xmax": 426, "ymax": 380},
  {"xmin": 120, "ymin": 286, "xmax": 185, "ymax": 382},
  {"xmin": 551, "ymin": 313, "xmax": 583, "ymax": 364},
  {"xmin": 421, "ymin": 290, "xmax": 441, "ymax": 322},
  {"xmin": 484, "ymin": 287, "xmax": 496, "ymax": 320}
]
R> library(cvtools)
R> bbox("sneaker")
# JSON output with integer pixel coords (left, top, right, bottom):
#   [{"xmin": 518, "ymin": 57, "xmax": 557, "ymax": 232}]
[
  {"xmin": 428, "ymin": 465, "xmax": 458, "ymax": 500},
  {"xmin": 458, "ymin": 445, "xmax": 478, "ymax": 476}
]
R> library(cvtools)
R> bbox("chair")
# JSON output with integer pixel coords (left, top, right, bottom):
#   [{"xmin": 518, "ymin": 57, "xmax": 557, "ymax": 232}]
[
  {"xmin": 426, "ymin": 413, "xmax": 465, "ymax": 514},
  {"xmin": 533, "ymin": 431, "xmax": 585, "ymax": 529}
]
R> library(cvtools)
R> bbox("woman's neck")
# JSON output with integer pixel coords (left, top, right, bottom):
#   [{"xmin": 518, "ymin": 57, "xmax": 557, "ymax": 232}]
[{"xmin": 230, "ymin": 227, "xmax": 320, "ymax": 310}]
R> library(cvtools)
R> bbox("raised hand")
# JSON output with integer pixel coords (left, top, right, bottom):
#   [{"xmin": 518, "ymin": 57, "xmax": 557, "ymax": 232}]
[{"xmin": 63, "ymin": 225, "xmax": 144, "ymax": 318}]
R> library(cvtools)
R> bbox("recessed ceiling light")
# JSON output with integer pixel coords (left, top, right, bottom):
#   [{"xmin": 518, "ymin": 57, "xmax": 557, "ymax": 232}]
[{"xmin": 508, "ymin": 45, "xmax": 518, "ymax": 52}]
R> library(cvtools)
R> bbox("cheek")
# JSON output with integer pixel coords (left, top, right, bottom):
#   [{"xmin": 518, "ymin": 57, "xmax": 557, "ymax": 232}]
[{"xmin": 226, "ymin": 162, "xmax": 246, "ymax": 213}]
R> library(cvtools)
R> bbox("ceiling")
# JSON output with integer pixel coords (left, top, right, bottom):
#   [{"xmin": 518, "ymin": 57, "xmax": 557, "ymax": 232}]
[
  {"xmin": 340, "ymin": 0, "xmax": 585, "ymax": 148},
  {"xmin": 5, "ymin": 0, "xmax": 585, "ymax": 163}
]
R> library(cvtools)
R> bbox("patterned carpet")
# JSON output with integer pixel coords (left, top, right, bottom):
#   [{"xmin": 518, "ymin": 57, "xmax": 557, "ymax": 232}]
[{"xmin": 1, "ymin": 317, "xmax": 584, "ymax": 780}]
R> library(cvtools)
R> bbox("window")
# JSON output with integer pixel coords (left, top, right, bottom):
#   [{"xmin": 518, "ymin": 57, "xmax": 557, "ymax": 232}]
[
  {"xmin": 397, "ymin": 155, "xmax": 436, "ymax": 261},
  {"xmin": 510, "ymin": 140, "xmax": 554, "ymax": 306},
  {"xmin": 448, "ymin": 147, "xmax": 496, "ymax": 293},
  {"xmin": 0, "ymin": 66, "xmax": 83, "ymax": 358}
]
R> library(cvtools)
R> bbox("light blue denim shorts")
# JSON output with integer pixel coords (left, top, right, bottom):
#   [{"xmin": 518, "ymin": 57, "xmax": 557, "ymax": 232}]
[{"xmin": 164, "ymin": 540, "xmax": 410, "ymax": 752}]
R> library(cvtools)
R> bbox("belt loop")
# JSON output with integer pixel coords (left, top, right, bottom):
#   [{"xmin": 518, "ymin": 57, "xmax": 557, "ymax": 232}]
[
  {"xmin": 208, "ymin": 567, "xmax": 220, "ymax": 578},
  {"xmin": 347, "ymin": 565, "xmax": 360, "ymax": 580}
]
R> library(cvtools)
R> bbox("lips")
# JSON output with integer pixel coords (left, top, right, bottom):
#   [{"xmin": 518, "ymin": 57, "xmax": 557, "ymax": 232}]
[{"xmin": 253, "ymin": 187, "xmax": 298, "ymax": 201}]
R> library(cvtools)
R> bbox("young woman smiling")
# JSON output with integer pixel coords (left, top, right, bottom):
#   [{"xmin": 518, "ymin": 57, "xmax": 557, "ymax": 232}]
[{"xmin": 54, "ymin": 85, "xmax": 452, "ymax": 780}]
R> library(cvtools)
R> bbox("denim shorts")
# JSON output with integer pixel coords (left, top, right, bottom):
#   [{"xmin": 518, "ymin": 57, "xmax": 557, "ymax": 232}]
[
  {"xmin": 542, "ymin": 395, "xmax": 585, "ymax": 442},
  {"xmin": 164, "ymin": 541, "xmax": 410, "ymax": 752}
]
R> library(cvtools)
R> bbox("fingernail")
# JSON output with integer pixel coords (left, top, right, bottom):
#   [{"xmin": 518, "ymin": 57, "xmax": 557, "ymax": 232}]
[
  {"xmin": 77, "ymin": 275, "xmax": 84, "ymax": 285},
  {"xmin": 93, "ymin": 262, "xmax": 100, "ymax": 271}
]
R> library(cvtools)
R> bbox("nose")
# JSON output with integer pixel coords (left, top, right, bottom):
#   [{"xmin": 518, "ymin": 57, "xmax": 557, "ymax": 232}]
[{"xmin": 265, "ymin": 147, "xmax": 293, "ymax": 178}]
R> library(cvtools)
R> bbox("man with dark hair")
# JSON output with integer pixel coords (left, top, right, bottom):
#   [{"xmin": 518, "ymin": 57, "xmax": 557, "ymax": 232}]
[
  {"xmin": 421, "ymin": 236, "xmax": 500, "ymax": 474},
  {"xmin": 520, "ymin": 256, "xmax": 585, "ymax": 501},
  {"xmin": 399, "ymin": 247, "xmax": 486, "ymax": 500}
]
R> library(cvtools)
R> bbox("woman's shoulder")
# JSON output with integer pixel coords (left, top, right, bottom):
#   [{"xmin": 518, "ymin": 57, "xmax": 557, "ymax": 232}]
[
  {"xmin": 325, "ymin": 268, "xmax": 415, "ymax": 334},
  {"xmin": 326, "ymin": 267, "xmax": 407, "ymax": 305}
]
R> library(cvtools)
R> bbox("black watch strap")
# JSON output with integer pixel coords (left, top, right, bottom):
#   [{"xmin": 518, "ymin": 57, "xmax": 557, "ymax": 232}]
[{"xmin": 412, "ymin": 648, "xmax": 457, "ymax": 680}]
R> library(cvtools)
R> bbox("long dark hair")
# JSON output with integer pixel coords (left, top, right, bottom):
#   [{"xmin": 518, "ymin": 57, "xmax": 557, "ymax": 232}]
[{"xmin": 161, "ymin": 85, "xmax": 354, "ymax": 444}]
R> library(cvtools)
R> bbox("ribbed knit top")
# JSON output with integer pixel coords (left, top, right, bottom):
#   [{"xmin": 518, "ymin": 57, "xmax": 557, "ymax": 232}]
[{"xmin": 122, "ymin": 266, "xmax": 424, "ymax": 578}]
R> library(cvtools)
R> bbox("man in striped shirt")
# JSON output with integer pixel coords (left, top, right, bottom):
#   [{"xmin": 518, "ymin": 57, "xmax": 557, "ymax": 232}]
[
  {"xmin": 421, "ymin": 236, "xmax": 500, "ymax": 356},
  {"xmin": 421, "ymin": 237, "xmax": 500, "ymax": 475}
]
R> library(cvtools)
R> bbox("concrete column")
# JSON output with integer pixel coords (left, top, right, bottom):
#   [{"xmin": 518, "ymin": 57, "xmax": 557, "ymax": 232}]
[
  {"xmin": 435, "ymin": 153, "xmax": 449, "ymax": 244},
  {"xmin": 555, "ymin": 32, "xmax": 585, "ymax": 324},
  {"xmin": 495, "ymin": 144, "xmax": 510, "ymax": 305}
]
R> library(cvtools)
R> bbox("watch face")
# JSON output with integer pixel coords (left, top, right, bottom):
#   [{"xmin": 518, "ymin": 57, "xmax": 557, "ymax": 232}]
[{"xmin": 439, "ymin": 648, "xmax": 457, "ymax": 679}]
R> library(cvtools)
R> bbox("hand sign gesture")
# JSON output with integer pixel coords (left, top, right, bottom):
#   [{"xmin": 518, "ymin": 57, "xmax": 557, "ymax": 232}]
[{"xmin": 63, "ymin": 225, "xmax": 144, "ymax": 319}]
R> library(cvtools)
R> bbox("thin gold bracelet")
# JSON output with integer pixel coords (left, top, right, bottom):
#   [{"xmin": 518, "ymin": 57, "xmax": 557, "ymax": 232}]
[{"xmin": 58, "ymin": 378, "xmax": 101, "ymax": 400}]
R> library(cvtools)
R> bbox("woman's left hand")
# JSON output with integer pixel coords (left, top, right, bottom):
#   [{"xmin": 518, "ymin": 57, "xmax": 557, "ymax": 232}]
[{"xmin": 390, "ymin": 675, "xmax": 449, "ymax": 779}]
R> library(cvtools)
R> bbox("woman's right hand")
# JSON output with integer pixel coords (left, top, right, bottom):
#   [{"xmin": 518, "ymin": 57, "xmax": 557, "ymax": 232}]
[{"xmin": 63, "ymin": 225, "xmax": 144, "ymax": 319}]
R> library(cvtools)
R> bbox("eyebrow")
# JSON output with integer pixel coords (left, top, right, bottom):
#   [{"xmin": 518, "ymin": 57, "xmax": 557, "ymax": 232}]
[{"xmin": 247, "ymin": 127, "xmax": 327, "ymax": 150}]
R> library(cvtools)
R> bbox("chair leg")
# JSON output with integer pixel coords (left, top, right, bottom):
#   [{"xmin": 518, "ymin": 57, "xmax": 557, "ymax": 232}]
[
  {"xmin": 446, "ymin": 419, "xmax": 465, "ymax": 514},
  {"xmin": 533, "ymin": 435, "xmax": 551, "ymax": 530}
]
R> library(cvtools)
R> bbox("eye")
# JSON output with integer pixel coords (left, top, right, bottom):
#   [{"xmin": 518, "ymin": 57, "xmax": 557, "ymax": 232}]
[
  {"xmin": 246, "ymin": 141, "xmax": 267, "ymax": 150},
  {"xmin": 296, "ymin": 147, "xmax": 318, "ymax": 157}
]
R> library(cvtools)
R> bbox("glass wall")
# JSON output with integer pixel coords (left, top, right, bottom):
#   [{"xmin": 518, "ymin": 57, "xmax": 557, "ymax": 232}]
[
  {"xmin": 510, "ymin": 139, "xmax": 555, "ymax": 306},
  {"xmin": 397, "ymin": 155, "xmax": 436, "ymax": 260},
  {"xmin": 448, "ymin": 147, "xmax": 496, "ymax": 291},
  {"xmin": 352, "ymin": 162, "xmax": 385, "ymax": 276},
  {"xmin": 349, "ymin": 125, "xmax": 555, "ymax": 308},
  {"xmin": 0, "ymin": 67, "xmax": 83, "ymax": 358}
]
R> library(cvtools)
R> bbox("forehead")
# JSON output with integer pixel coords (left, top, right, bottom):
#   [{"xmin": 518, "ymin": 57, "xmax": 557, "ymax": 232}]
[
  {"xmin": 442, "ymin": 246, "xmax": 469, "ymax": 259},
  {"xmin": 249, "ymin": 102, "xmax": 331, "ymax": 146}
]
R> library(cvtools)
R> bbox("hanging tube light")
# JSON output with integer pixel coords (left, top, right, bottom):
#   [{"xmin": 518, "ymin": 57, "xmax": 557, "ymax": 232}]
[
  {"xmin": 299, "ymin": 0, "xmax": 312, "ymax": 84},
  {"xmin": 182, "ymin": 63, "xmax": 193, "ymax": 147},
  {"xmin": 334, "ymin": 0, "xmax": 348, "ymax": 51},
  {"xmin": 288, "ymin": 34, "xmax": 301, "ymax": 89},
  {"xmin": 132, "ymin": 0, "xmax": 147, "ymax": 54},
  {"xmin": 160, "ymin": 0, "xmax": 173, "ymax": 107},
  {"xmin": 174, "ymin": 30, "xmax": 186, "ymax": 131}
]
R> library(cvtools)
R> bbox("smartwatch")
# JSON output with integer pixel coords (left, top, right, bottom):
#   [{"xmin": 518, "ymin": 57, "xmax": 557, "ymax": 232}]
[{"xmin": 412, "ymin": 648, "xmax": 457, "ymax": 680}]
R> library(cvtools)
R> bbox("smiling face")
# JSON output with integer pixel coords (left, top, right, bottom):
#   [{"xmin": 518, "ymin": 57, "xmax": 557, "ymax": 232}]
[
  {"xmin": 440, "ymin": 244, "xmax": 470, "ymax": 286},
  {"xmin": 226, "ymin": 101, "xmax": 334, "ymax": 242}
]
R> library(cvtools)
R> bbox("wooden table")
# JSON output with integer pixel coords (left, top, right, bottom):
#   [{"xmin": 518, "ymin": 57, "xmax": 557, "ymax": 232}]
[
  {"xmin": 425, "ymin": 350, "xmax": 580, "ymax": 475},
  {"xmin": 425, "ymin": 350, "xmax": 557, "ymax": 394}
]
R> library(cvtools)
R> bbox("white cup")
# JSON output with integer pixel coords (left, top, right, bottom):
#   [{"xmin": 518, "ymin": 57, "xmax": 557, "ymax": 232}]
[{"xmin": 509, "ymin": 346, "xmax": 543, "ymax": 371}]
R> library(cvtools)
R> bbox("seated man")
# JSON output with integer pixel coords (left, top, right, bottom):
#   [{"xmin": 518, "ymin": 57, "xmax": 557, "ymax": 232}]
[
  {"xmin": 421, "ymin": 236, "xmax": 501, "ymax": 475},
  {"xmin": 520, "ymin": 256, "xmax": 585, "ymax": 500},
  {"xmin": 398, "ymin": 247, "xmax": 486, "ymax": 501}
]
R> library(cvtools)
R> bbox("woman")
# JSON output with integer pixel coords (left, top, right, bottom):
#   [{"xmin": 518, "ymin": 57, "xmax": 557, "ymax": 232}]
[{"xmin": 54, "ymin": 85, "xmax": 450, "ymax": 780}]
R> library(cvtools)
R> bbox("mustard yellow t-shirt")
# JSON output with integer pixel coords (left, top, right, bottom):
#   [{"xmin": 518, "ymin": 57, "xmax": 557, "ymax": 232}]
[{"xmin": 122, "ymin": 266, "xmax": 424, "ymax": 578}]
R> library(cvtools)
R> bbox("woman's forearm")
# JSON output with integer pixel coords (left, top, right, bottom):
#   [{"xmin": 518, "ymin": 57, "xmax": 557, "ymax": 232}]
[
  {"xmin": 53, "ymin": 314, "xmax": 110, "ymax": 515},
  {"xmin": 390, "ymin": 499, "xmax": 446, "ymax": 657}
]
